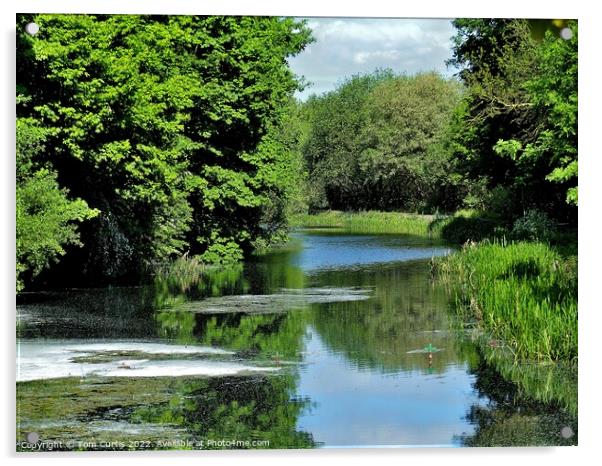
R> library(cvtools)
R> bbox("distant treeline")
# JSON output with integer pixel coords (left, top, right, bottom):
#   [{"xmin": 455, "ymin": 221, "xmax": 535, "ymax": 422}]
[
  {"xmin": 292, "ymin": 19, "xmax": 577, "ymax": 221},
  {"xmin": 16, "ymin": 17, "xmax": 577, "ymax": 291}
]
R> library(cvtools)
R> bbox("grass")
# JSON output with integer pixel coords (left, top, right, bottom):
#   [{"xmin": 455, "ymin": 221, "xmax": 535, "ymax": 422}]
[
  {"xmin": 292, "ymin": 210, "xmax": 443, "ymax": 237},
  {"xmin": 434, "ymin": 240, "xmax": 577, "ymax": 362},
  {"xmin": 293, "ymin": 209, "xmax": 505, "ymax": 243}
]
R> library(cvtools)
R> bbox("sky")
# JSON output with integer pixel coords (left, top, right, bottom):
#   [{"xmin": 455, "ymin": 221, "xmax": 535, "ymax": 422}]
[{"xmin": 287, "ymin": 18, "xmax": 458, "ymax": 100}]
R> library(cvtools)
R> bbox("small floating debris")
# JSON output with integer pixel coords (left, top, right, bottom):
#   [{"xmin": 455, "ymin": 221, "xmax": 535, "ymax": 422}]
[{"xmin": 406, "ymin": 343, "xmax": 445, "ymax": 354}]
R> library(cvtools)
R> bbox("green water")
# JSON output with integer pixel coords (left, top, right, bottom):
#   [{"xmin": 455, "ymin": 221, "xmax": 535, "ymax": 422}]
[{"xmin": 16, "ymin": 231, "xmax": 577, "ymax": 450}]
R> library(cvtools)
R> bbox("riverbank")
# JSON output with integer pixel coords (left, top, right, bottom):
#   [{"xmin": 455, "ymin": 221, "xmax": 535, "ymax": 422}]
[
  {"xmin": 296, "ymin": 212, "xmax": 578, "ymax": 359},
  {"xmin": 292, "ymin": 210, "xmax": 440, "ymax": 236},
  {"xmin": 292, "ymin": 209, "xmax": 504, "ymax": 243},
  {"xmin": 434, "ymin": 240, "xmax": 577, "ymax": 362},
  {"xmin": 296, "ymin": 211, "xmax": 578, "ymax": 417}
]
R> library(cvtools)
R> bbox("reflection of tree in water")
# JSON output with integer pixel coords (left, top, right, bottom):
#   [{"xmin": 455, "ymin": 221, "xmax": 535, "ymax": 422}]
[
  {"xmin": 154, "ymin": 252, "xmax": 310, "ymax": 359},
  {"xmin": 194, "ymin": 310, "xmax": 310, "ymax": 360},
  {"xmin": 131, "ymin": 374, "xmax": 317, "ymax": 449},
  {"xmin": 458, "ymin": 354, "xmax": 577, "ymax": 447},
  {"xmin": 309, "ymin": 261, "xmax": 463, "ymax": 373}
]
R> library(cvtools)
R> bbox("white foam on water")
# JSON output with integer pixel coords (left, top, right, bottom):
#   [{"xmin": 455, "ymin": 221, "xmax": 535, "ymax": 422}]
[
  {"xmin": 17, "ymin": 339, "xmax": 276, "ymax": 382},
  {"xmin": 67, "ymin": 342, "xmax": 234, "ymax": 355},
  {"xmin": 104, "ymin": 359, "xmax": 279, "ymax": 378}
]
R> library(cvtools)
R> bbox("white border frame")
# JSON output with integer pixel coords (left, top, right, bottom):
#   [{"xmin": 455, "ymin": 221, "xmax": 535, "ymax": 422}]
[{"xmin": 3, "ymin": 1, "xmax": 599, "ymax": 465}]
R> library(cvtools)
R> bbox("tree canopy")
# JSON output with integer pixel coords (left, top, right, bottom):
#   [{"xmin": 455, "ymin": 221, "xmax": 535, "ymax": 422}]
[
  {"xmin": 447, "ymin": 19, "xmax": 578, "ymax": 218},
  {"xmin": 300, "ymin": 71, "xmax": 463, "ymax": 212},
  {"xmin": 17, "ymin": 14, "xmax": 312, "ymax": 288}
]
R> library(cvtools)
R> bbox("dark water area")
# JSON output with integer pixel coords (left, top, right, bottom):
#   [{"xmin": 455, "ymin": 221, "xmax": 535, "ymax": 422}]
[{"xmin": 16, "ymin": 230, "xmax": 577, "ymax": 450}]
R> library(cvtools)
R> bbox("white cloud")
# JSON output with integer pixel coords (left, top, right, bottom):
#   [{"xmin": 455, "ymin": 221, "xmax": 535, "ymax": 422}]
[{"xmin": 288, "ymin": 18, "xmax": 457, "ymax": 100}]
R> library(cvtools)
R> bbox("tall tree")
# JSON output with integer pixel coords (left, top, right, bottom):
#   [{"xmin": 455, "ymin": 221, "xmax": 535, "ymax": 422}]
[
  {"xmin": 448, "ymin": 19, "xmax": 577, "ymax": 219},
  {"xmin": 17, "ymin": 14, "xmax": 312, "ymax": 286},
  {"xmin": 300, "ymin": 71, "xmax": 462, "ymax": 212}
]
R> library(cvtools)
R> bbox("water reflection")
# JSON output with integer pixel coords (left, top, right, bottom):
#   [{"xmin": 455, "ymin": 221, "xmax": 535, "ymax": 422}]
[
  {"xmin": 456, "ymin": 351, "xmax": 577, "ymax": 447},
  {"xmin": 16, "ymin": 231, "xmax": 576, "ymax": 449}
]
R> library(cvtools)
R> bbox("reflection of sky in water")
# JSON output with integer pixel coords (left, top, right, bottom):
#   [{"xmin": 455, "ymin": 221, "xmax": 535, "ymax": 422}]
[
  {"xmin": 290, "ymin": 233, "xmax": 451, "ymax": 272},
  {"xmin": 296, "ymin": 328, "xmax": 481, "ymax": 447},
  {"xmin": 17, "ymin": 232, "xmax": 485, "ymax": 448}
]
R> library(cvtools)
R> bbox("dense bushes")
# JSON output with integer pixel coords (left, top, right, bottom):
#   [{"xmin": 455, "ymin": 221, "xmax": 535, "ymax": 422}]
[
  {"xmin": 511, "ymin": 210, "xmax": 557, "ymax": 241},
  {"xmin": 439, "ymin": 216, "xmax": 501, "ymax": 244}
]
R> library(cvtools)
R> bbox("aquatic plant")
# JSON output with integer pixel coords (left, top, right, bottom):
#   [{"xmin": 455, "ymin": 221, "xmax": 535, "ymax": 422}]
[{"xmin": 434, "ymin": 240, "xmax": 577, "ymax": 361}]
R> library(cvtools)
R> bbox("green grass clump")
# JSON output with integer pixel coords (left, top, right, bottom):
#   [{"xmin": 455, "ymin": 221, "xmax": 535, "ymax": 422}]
[
  {"xmin": 293, "ymin": 210, "xmax": 441, "ymax": 237},
  {"xmin": 435, "ymin": 240, "xmax": 577, "ymax": 362}
]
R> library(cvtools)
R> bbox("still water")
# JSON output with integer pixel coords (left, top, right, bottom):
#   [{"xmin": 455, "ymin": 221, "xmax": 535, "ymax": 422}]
[{"xmin": 16, "ymin": 231, "xmax": 576, "ymax": 449}]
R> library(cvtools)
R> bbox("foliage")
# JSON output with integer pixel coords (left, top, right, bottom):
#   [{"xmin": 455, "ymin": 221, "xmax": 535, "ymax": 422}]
[
  {"xmin": 16, "ymin": 116, "xmax": 98, "ymax": 291},
  {"xmin": 250, "ymin": 99, "xmax": 310, "ymax": 244},
  {"xmin": 511, "ymin": 209, "xmax": 557, "ymax": 241},
  {"xmin": 300, "ymin": 71, "xmax": 463, "ymax": 212},
  {"xmin": 17, "ymin": 14, "xmax": 312, "ymax": 287},
  {"xmin": 301, "ymin": 71, "xmax": 393, "ymax": 210},
  {"xmin": 439, "ymin": 215, "xmax": 504, "ymax": 244},
  {"xmin": 448, "ymin": 19, "xmax": 578, "ymax": 220},
  {"xmin": 435, "ymin": 240, "xmax": 577, "ymax": 361},
  {"xmin": 496, "ymin": 23, "xmax": 578, "ymax": 205}
]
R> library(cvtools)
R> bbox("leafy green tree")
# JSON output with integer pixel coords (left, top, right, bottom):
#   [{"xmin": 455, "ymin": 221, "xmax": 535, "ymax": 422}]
[
  {"xmin": 358, "ymin": 73, "xmax": 463, "ymax": 211},
  {"xmin": 17, "ymin": 14, "xmax": 312, "ymax": 286},
  {"xmin": 300, "ymin": 71, "xmax": 462, "ymax": 212},
  {"xmin": 16, "ymin": 115, "xmax": 98, "ymax": 291},
  {"xmin": 301, "ymin": 71, "xmax": 393, "ymax": 210},
  {"xmin": 448, "ymin": 19, "xmax": 577, "ymax": 220},
  {"xmin": 494, "ymin": 22, "xmax": 578, "ymax": 206}
]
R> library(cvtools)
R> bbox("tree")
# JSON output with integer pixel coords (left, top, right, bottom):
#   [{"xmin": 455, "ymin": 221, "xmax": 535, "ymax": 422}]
[
  {"xmin": 358, "ymin": 73, "xmax": 463, "ymax": 211},
  {"xmin": 300, "ymin": 71, "xmax": 463, "ymax": 212},
  {"xmin": 301, "ymin": 71, "xmax": 393, "ymax": 210},
  {"xmin": 16, "ymin": 114, "xmax": 98, "ymax": 291},
  {"xmin": 495, "ymin": 22, "xmax": 578, "ymax": 206},
  {"xmin": 17, "ymin": 14, "xmax": 312, "ymax": 286},
  {"xmin": 448, "ymin": 19, "xmax": 578, "ymax": 220}
]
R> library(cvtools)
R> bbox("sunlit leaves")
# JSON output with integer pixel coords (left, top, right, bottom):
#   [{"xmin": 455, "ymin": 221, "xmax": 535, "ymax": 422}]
[{"xmin": 17, "ymin": 14, "xmax": 312, "ymax": 283}]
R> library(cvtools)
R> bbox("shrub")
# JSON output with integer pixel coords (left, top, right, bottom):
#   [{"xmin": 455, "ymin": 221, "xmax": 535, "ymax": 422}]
[
  {"xmin": 511, "ymin": 210, "xmax": 556, "ymax": 241},
  {"xmin": 439, "ymin": 215, "xmax": 501, "ymax": 243}
]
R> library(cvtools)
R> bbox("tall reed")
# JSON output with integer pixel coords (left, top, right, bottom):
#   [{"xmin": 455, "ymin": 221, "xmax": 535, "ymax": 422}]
[{"xmin": 434, "ymin": 240, "xmax": 577, "ymax": 361}]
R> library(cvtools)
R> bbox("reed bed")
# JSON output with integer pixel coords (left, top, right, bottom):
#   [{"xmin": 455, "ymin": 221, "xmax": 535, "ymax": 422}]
[{"xmin": 434, "ymin": 240, "xmax": 577, "ymax": 362}]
